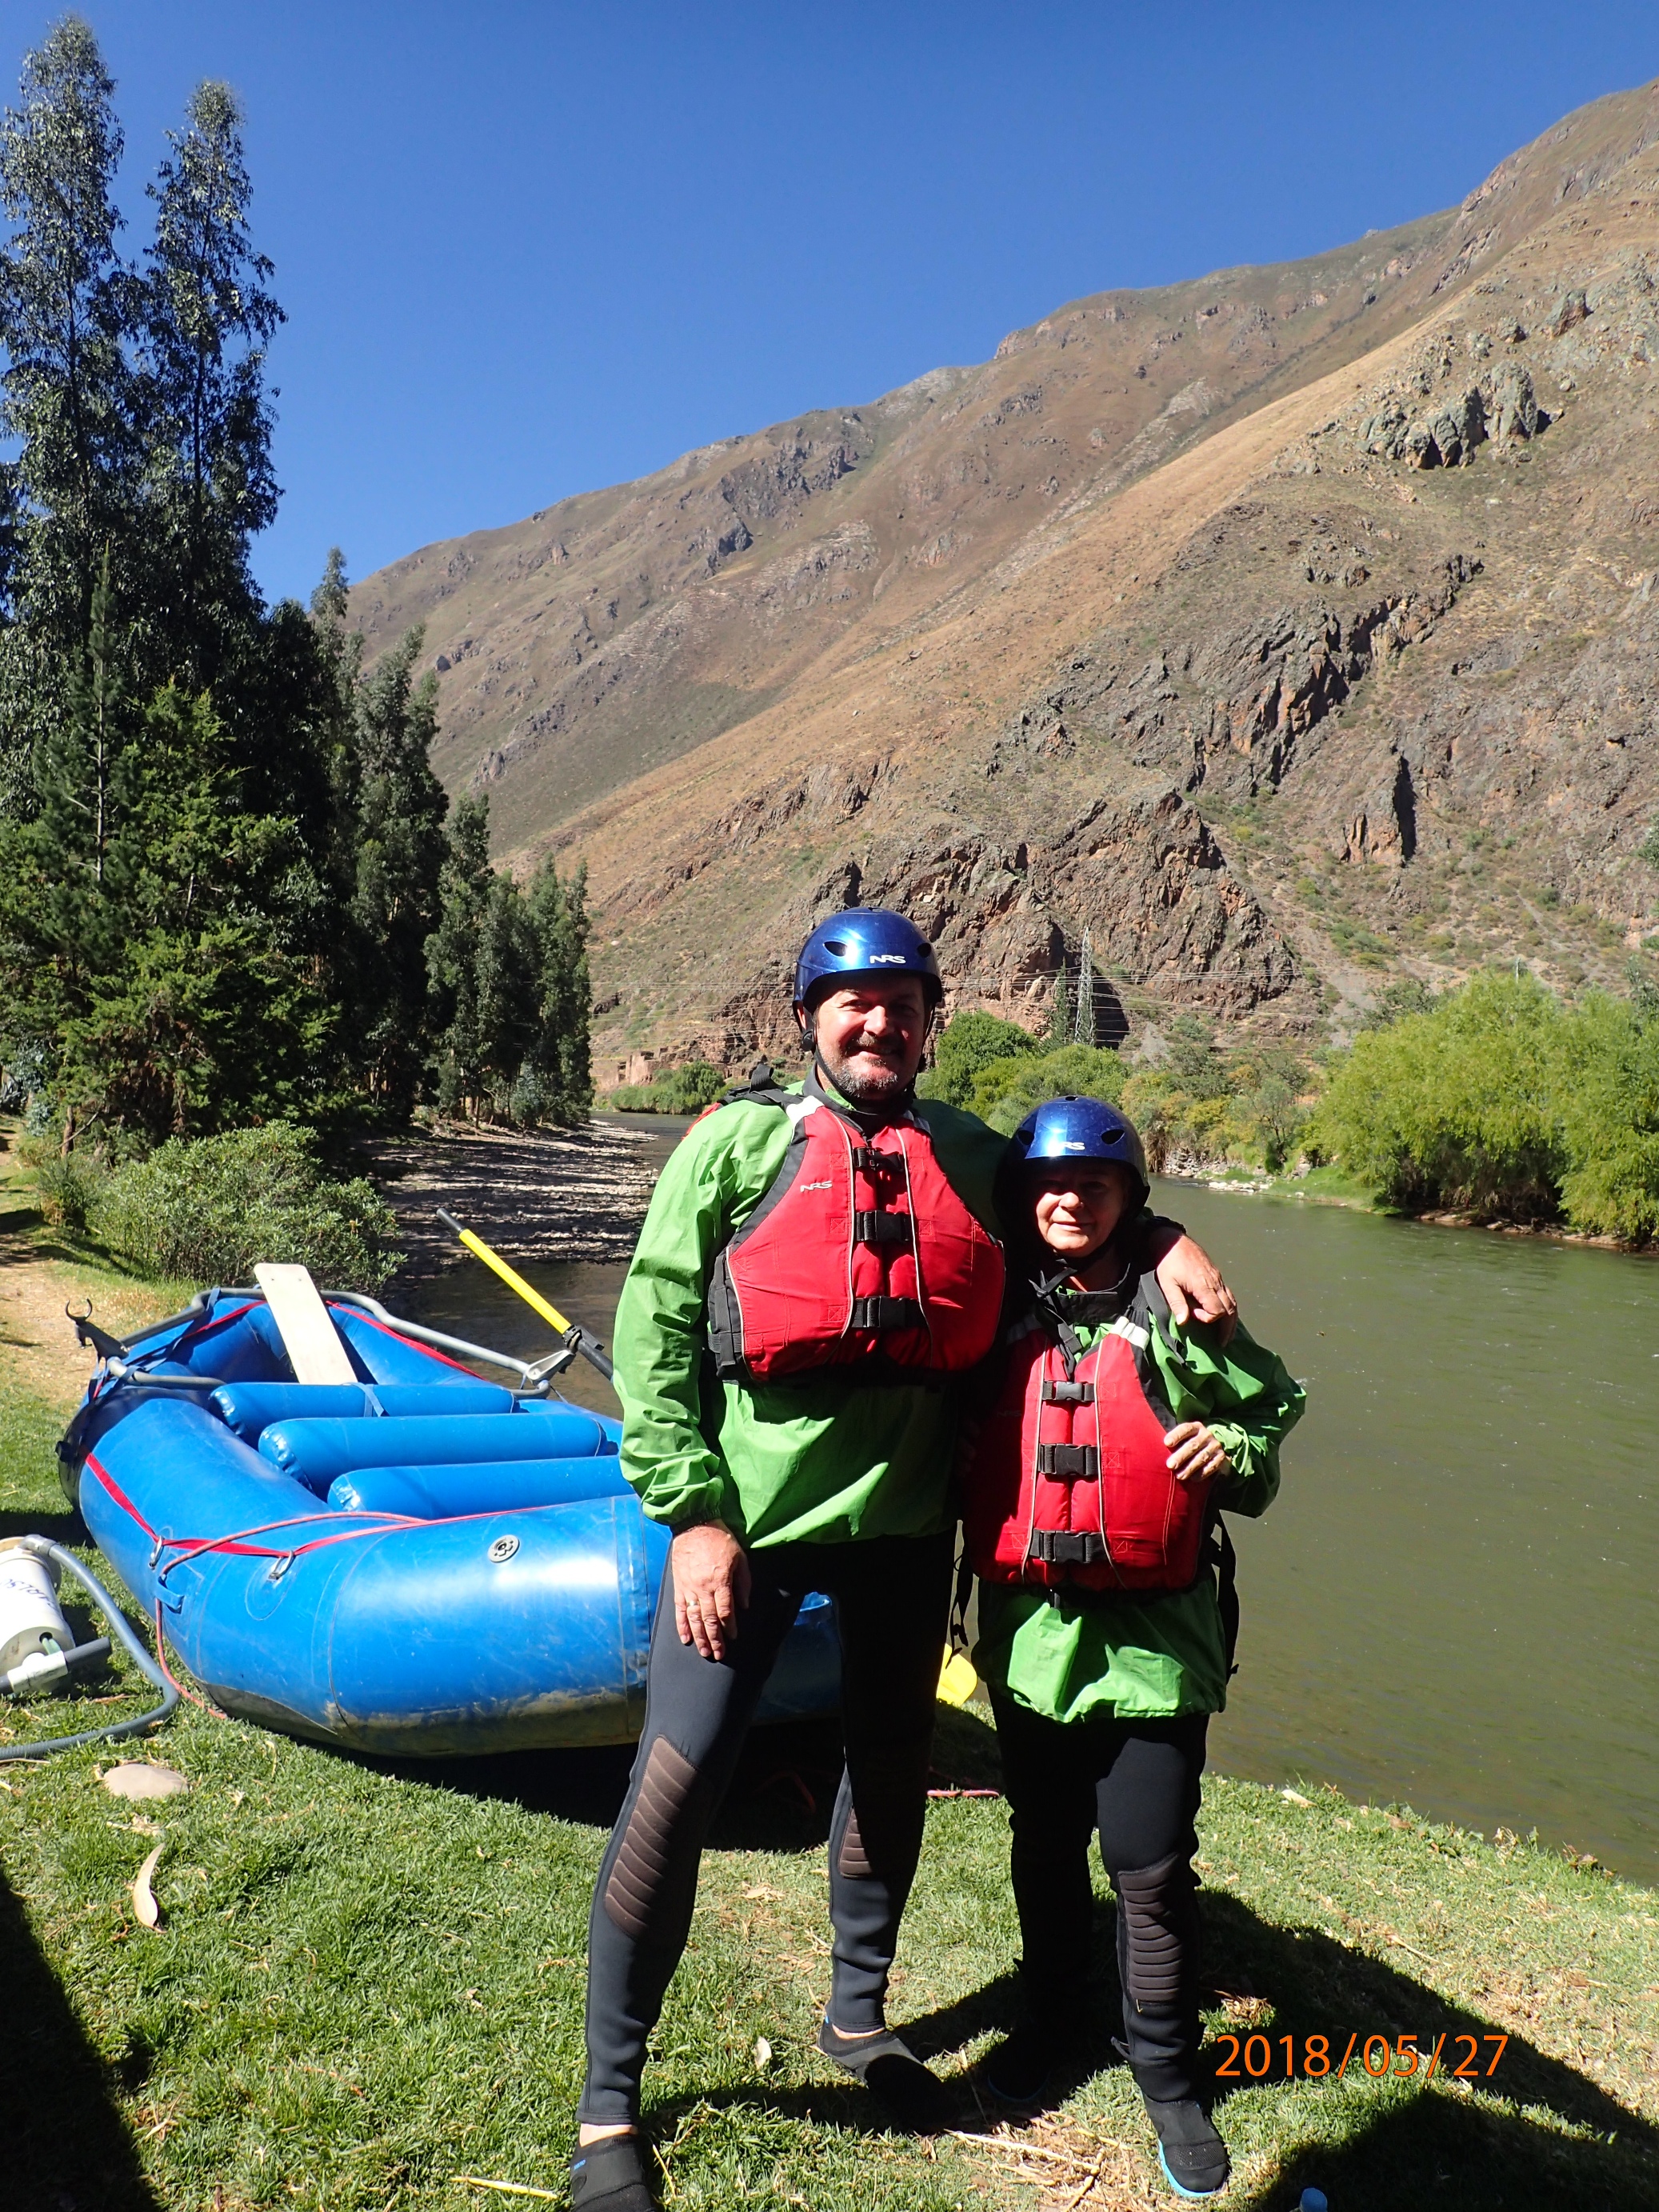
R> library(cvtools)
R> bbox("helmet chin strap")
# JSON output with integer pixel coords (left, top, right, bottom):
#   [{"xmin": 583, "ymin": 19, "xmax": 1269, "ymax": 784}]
[{"xmin": 1040, "ymin": 1231, "xmax": 1132, "ymax": 1295}]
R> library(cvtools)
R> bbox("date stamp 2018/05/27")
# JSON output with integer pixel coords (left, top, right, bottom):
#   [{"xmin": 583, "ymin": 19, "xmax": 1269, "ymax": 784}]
[{"xmin": 1214, "ymin": 2032, "xmax": 1509, "ymax": 2082}]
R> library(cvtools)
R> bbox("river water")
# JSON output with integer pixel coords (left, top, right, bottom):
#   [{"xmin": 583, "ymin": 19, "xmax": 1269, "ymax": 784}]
[{"xmin": 403, "ymin": 1118, "xmax": 1659, "ymax": 1883}]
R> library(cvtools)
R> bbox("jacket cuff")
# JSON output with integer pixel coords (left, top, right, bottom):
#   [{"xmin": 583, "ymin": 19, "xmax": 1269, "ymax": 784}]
[{"xmin": 638, "ymin": 1474, "xmax": 730, "ymax": 1529}]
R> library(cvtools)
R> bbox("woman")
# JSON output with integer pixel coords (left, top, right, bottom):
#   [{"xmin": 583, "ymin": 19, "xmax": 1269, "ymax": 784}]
[{"xmin": 961, "ymin": 1095, "xmax": 1304, "ymax": 2201}]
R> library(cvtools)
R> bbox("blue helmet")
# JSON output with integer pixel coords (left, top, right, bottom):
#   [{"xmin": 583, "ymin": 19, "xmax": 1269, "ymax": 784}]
[
  {"xmin": 794, "ymin": 907, "xmax": 943, "ymax": 1010},
  {"xmin": 1010, "ymin": 1096, "xmax": 1149, "ymax": 1206}
]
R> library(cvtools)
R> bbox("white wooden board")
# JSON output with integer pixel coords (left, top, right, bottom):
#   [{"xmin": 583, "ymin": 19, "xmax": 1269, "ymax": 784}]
[{"xmin": 254, "ymin": 1263, "xmax": 357, "ymax": 1385}]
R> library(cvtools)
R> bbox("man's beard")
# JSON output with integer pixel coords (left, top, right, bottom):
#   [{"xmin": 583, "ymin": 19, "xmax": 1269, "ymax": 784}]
[{"xmin": 817, "ymin": 1038, "xmax": 913, "ymax": 1108}]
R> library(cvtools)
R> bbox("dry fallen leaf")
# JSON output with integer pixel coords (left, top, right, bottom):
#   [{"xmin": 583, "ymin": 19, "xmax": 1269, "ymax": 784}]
[
  {"xmin": 754, "ymin": 2035, "xmax": 774, "ymax": 2072},
  {"xmin": 132, "ymin": 1839, "xmax": 166, "ymax": 1930},
  {"xmin": 103, "ymin": 1762, "xmax": 189, "ymax": 1802}
]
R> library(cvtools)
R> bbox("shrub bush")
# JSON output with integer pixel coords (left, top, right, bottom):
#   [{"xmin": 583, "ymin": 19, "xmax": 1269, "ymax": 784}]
[
  {"xmin": 30, "ymin": 1147, "xmax": 106, "ymax": 1236},
  {"xmin": 1309, "ymin": 973, "xmax": 1568, "ymax": 1220},
  {"xmin": 967, "ymin": 1043, "xmax": 1126, "ymax": 1134},
  {"xmin": 92, "ymin": 1123, "xmax": 402, "ymax": 1289},
  {"xmin": 607, "ymin": 1062, "xmax": 726, "ymax": 1114},
  {"xmin": 920, "ymin": 1011, "xmax": 1039, "ymax": 1108}
]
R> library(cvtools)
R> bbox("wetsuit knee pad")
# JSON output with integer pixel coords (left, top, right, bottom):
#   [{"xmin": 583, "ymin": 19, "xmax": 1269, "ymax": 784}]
[
  {"xmin": 836, "ymin": 1742, "xmax": 931, "ymax": 1881},
  {"xmin": 605, "ymin": 1735, "xmax": 705, "ymax": 1942},
  {"xmin": 1114, "ymin": 1853, "xmax": 1197, "ymax": 2012}
]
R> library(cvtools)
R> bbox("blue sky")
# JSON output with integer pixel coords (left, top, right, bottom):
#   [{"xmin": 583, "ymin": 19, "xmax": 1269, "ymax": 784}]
[{"xmin": 6, "ymin": 2, "xmax": 1657, "ymax": 605}]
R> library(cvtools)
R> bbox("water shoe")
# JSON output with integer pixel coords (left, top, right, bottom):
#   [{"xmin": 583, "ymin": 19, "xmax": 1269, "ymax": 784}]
[
  {"xmin": 569, "ymin": 2132, "xmax": 658, "ymax": 2211},
  {"xmin": 1144, "ymin": 2095, "xmax": 1230, "ymax": 2198},
  {"xmin": 818, "ymin": 2015, "xmax": 955, "ymax": 2134}
]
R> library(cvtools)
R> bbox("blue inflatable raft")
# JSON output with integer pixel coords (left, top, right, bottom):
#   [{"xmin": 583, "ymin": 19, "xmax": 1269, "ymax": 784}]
[{"xmin": 62, "ymin": 1288, "xmax": 841, "ymax": 1754}]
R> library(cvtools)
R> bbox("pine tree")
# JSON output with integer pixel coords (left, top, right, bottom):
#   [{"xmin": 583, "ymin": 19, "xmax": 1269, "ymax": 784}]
[
  {"xmin": 526, "ymin": 856, "xmax": 593, "ymax": 1123},
  {"xmin": 474, "ymin": 872, "xmax": 538, "ymax": 1114},
  {"xmin": 339, "ymin": 620, "xmax": 449, "ymax": 1114},
  {"xmin": 69, "ymin": 680, "xmax": 330, "ymax": 1139},
  {"xmin": 2, "ymin": 671, "xmax": 334, "ymax": 1146},
  {"xmin": 427, "ymin": 794, "xmax": 495, "ymax": 1117},
  {"xmin": 139, "ymin": 78, "xmax": 281, "ymax": 689}
]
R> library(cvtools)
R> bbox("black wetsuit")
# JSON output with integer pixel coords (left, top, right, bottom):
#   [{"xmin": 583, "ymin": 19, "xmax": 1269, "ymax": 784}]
[
  {"xmin": 579, "ymin": 1532, "xmax": 953, "ymax": 2126},
  {"xmin": 989, "ymin": 1692, "xmax": 1209, "ymax": 2099}
]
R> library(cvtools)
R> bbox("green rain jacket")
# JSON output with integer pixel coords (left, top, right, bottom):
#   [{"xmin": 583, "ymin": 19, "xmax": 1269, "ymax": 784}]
[
  {"xmin": 973, "ymin": 1307, "xmax": 1305, "ymax": 1723},
  {"xmin": 612, "ymin": 1078, "xmax": 1008, "ymax": 1549}
]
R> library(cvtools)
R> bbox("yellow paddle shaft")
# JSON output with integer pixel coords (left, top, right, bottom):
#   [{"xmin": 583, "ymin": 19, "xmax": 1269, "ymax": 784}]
[{"xmin": 453, "ymin": 1225, "xmax": 574, "ymax": 1337}]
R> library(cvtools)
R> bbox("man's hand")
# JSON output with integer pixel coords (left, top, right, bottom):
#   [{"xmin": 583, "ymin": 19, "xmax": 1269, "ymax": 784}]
[
  {"xmin": 1164, "ymin": 1421, "xmax": 1232, "ymax": 1485},
  {"xmin": 670, "ymin": 1522, "xmax": 751, "ymax": 1661},
  {"xmin": 1153, "ymin": 1232, "xmax": 1239, "ymax": 1345}
]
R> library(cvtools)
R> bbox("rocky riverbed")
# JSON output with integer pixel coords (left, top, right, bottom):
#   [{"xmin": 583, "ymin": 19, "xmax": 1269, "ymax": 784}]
[{"xmin": 372, "ymin": 1118, "xmax": 662, "ymax": 1284}]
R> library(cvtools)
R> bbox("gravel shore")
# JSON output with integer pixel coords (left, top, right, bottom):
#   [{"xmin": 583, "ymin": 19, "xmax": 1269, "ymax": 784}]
[{"xmin": 372, "ymin": 1118, "xmax": 663, "ymax": 1284}]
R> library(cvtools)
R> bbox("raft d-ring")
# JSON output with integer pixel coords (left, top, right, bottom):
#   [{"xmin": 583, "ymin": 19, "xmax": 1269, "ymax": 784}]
[
  {"xmin": 488, "ymin": 1534, "xmax": 520, "ymax": 1563},
  {"xmin": 266, "ymin": 1552, "xmax": 296, "ymax": 1584}
]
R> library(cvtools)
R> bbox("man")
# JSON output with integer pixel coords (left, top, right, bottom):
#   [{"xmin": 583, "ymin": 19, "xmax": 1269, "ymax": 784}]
[{"xmin": 571, "ymin": 908, "xmax": 1237, "ymax": 2212}]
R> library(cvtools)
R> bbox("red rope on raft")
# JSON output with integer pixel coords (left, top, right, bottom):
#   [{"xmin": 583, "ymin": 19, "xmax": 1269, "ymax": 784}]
[
  {"xmin": 82, "ymin": 1452, "xmax": 595, "ymax": 1577},
  {"xmin": 151, "ymin": 1598, "xmax": 229, "ymax": 1720},
  {"xmin": 328, "ymin": 1303, "xmax": 479, "ymax": 1374}
]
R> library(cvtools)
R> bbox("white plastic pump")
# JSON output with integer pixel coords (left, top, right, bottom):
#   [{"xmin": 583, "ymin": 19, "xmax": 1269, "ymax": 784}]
[{"xmin": 0, "ymin": 1538, "xmax": 74, "ymax": 1672}]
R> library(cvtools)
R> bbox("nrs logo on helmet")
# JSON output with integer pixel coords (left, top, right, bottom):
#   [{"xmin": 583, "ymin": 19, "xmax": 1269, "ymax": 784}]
[{"xmin": 794, "ymin": 907, "xmax": 944, "ymax": 1010}]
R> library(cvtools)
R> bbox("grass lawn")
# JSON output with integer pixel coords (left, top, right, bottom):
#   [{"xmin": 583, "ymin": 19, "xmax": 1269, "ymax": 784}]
[{"xmin": 2, "ymin": 1367, "xmax": 1655, "ymax": 2211}]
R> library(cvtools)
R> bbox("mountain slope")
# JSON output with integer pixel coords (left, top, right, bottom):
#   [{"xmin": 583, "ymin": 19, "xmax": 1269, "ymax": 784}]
[{"xmin": 353, "ymin": 80, "xmax": 1659, "ymax": 1068}]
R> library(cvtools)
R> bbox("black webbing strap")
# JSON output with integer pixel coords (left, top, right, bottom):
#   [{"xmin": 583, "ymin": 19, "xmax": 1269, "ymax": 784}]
[
  {"xmin": 853, "ymin": 1210, "xmax": 912, "ymax": 1246},
  {"xmin": 950, "ymin": 1540, "xmax": 973, "ymax": 1656},
  {"xmin": 1035, "ymin": 1442, "xmax": 1099, "ymax": 1478},
  {"xmin": 849, "ymin": 1295, "xmax": 925, "ymax": 1332},
  {"xmin": 1214, "ymin": 1520, "xmax": 1241, "ymax": 1678},
  {"xmin": 1039, "ymin": 1377, "xmax": 1095, "ymax": 1405}
]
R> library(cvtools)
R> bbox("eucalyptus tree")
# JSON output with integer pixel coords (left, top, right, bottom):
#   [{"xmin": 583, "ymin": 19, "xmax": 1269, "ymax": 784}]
[
  {"xmin": 139, "ymin": 77, "xmax": 282, "ymax": 690},
  {"xmin": 0, "ymin": 16, "xmax": 136, "ymax": 798}
]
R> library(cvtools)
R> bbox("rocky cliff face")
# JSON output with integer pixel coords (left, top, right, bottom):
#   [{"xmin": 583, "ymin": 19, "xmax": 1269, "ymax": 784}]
[{"xmin": 352, "ymin": 81, "xmax": 1659, "ymax": 1068}]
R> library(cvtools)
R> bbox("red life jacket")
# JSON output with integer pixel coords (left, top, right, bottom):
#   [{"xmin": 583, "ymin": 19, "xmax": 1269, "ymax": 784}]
[
  {"xmin": 706, "ymin": 1076, "xmax": 1004, "ymax": 1385},
  {"xmin": 963, "ymin": 1281, "xmax": 1210, "ymax": 1592}
]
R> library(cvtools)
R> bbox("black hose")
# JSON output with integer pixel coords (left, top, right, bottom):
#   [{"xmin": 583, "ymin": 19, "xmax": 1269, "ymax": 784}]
[{"xmin": 0, "ymin": 1540, "xmax": 178, "ymax": 1761}]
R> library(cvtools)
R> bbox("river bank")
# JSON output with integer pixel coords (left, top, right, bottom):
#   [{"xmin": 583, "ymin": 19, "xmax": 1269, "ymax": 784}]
[
  {"xmin": 2, "ymin": 1125, "xmax": 1657, "ymax": 2204},
  {"xmin": 2, "ymin": 1330, "xmax": 1655, "ymax": 2210},
  {"xmin": 1161, "ymin": 1153, "xmax": 1659, "ymax": 1254}
]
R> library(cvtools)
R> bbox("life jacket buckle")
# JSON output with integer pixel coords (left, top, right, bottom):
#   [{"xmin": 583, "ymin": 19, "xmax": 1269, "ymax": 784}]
[
  {"xmin": 849, "ymin": 1295, "xmax": 925, "ymax": 1333},
  {"xmin": 1040, "ymin": 1377, "xmax": 1095, "ymax": 1404},
  {"xmin": 850, "ymin": 1146, "xmax": 903, "ymax": 1178},
  {"xmin": 852, "ymin": 1210, "xmax": 913, "ymax": 1247},
  {"xmin": 1028, "ymin": 1529, "xmax": 1109, "ymax": 1568},
  {"xmin": 1035, "ymin": 1442, "xmax": 1100, "ymax": 1478}
]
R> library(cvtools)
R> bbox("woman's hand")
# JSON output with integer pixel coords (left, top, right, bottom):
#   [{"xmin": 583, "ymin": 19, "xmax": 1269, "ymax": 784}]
[
  {"xmin": 670, "ymin": 1521, "xmax": 752, "ymax": 1660},
  {"xmin": 1153, "ymin": 1233, "xmax": 1239, "ymax": 1345},
  {"xmin": 1164, "ymin": 1420, "xmax": 1233, "ymax": 1486}
]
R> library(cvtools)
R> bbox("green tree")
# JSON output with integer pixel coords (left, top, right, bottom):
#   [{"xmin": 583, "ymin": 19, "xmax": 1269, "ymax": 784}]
[
  {"xmin": 524, "ymin": 855, "xmax": 593, "ymax": 1123},
  {"xmin": 337, "ymin": 618, "xmax": 448, "ymax": 1114},
  {"xmin": 922, "ymin": 1008, "xmax": 1038, "ymax": 1108},
  {"xmin": 968, "ymin": 1042, "xmax": 1126, "ymax": 1134},
  {"xmin": 1309, "ymin": 972, "xmax": 1569, "ymax": 1218},
  {"xmin": 4, "ymin": 677, "xmax": 333, "ymax": 1145},
  {"xmin": 474, "ymin": 871, "xmax": 538, "ymax": 1112},
  {"xmin": 1556, "ymin": 992, "xmax": 1659, "ymax": 1242},
  {"xmin": 0, "ymin": 18, "xmax": 138, "ymax": 795},
  {"xmin": 427, "ymin": 794, "xmax": 494, "ymax": 1116},
  {"xmin": 139, "ymin": 77, "xmax": 281, "ymax": 689}
]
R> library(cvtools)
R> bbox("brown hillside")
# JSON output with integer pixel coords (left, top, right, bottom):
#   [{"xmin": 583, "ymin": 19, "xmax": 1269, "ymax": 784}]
[{"xmin": 352, "ymin": 81, "xmax": 1659, "ymax": 1068}]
